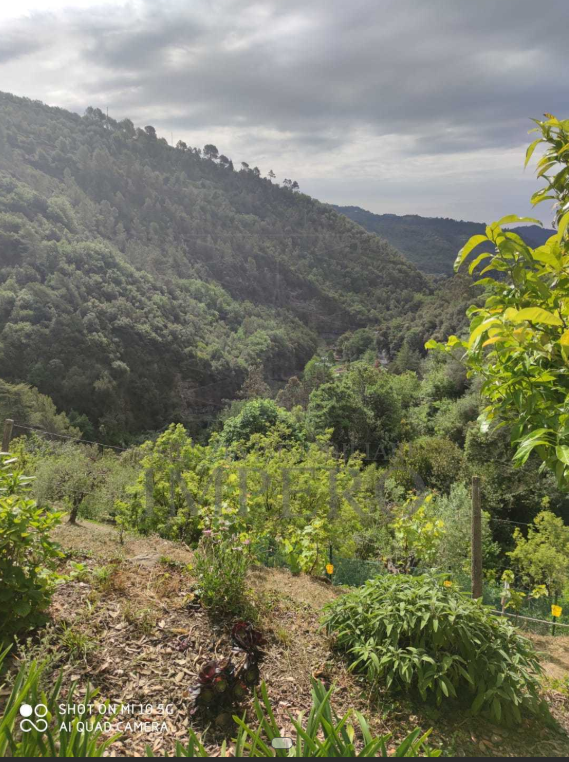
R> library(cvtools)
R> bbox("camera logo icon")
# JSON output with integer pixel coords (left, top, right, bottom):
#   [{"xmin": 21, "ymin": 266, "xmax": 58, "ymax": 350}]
[{"xmin": 19, "ymin": 703, "xmax": 49, "ymax": 733}]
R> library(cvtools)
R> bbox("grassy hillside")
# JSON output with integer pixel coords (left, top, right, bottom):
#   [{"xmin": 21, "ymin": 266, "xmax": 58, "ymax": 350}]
[
  {"xmin": 0, "ymin": 92, "xmax": 428, "ymax": 440},
  {"xmin": 333, "ymin": 205, "xmax": 554, "ymax": 276}
]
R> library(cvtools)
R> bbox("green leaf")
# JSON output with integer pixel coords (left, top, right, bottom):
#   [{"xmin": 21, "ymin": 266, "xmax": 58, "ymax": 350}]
[
  {"xmin": 495, "ymin": 215, "xmax": 542, "ymax": 227},
  {"xmin": 555, "ymin": 446, "xmax": 569, "ymax": 466},
  {"xmin": 524, "ymin": 138, "xmax": 542, "ymax": 168},
  {"xmin": 556, "ymin": 210, "xmax": 569, "ymax": 242},
  {"xmin": 454, "ymin": 235, "xmax": 489, "ymax": 271},
  {"xmin": 468, "ymin": 252, "xmax": 492, "ymax": 275},
  {"xmin": 468, "ymin": 318, "xmax": 500, "ymax": 348},
  {"xmin": 509, "ymin": 307, "xmax": 563, "ymax": 326}
]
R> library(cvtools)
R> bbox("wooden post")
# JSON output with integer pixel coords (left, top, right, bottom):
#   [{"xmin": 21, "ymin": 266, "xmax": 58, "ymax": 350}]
[
  {"xmin": 2, "ymin": 419, "xmax": 14, "ymax": 453},
  {"xmin": 471, "ymin": 475, "xmax": 483, "ymax": 600}
]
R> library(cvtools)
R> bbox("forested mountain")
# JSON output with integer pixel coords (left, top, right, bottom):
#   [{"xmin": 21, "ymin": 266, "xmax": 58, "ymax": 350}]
[
  {"xmin": 333, "ymin": 205, "xmax": 555, "ymax": 276},
  {"xmin": 0, "ymin": 92, "xmax": 429, "ymax": 441}
]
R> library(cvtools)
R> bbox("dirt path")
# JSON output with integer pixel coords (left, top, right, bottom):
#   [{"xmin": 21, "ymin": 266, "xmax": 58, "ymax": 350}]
[{"xmin": 528, "ymin": 633, "xmax": 569, "ymax": 682}]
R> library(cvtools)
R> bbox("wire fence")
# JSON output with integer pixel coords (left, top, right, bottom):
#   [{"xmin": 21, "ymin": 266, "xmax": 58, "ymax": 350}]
[{"xmin": 254, "ymin": 539, "xmax": 569, "ymax": 635}]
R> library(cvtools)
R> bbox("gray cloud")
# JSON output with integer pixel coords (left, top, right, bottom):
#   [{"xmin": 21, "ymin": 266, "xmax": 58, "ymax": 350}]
[{"xmin": 0, "ymin": 0, "xmax": 566, "ymax": 221}]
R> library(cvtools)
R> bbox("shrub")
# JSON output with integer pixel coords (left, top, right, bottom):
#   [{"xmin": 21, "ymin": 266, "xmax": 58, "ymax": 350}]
[
  {"xmin": 0, "ymin": 455, "xmax": 64, "ymax": 642},
  {"xmin": 427, "ymin": 483, "xmax": 499, "ymax": 575},
  {"xmin": 32, "ymin": 442, "xmax": 101, "ymax": 524},
  {"xmin": 508, "ymin": 510, "xmax": 569, "ymax": 597},
  {"xmin": 389, "ymin": 436, "xmax": 463, "ymax": 493},
  {"xmin": 80, "ymin": 450, "xmax": 139, "ymax": 523},
  {"xmin": 323, "ymin": 574, "xmax": 547, "ymax": 725},
  {"xmin": 192, "ymin": 531, "xmax": 250, "ymax": 615},
  {"xmin": 219, "ymin": 399, "xmax": 303, "ymax": 449},
  {"xmin": 118, "ymin": 424, "xmax": 205, "ymax": 540}
]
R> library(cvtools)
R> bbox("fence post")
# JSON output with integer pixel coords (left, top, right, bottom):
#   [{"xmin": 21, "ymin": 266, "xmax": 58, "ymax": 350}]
[
  {"xmin": 471, "ymin": 475, "xmax": 483, "ymax": 600},
  {"xmin": 2, "ymin": 419, "xmax": 14, "ymax": 453},
  {"xmin": 552, "ymin": 593, "xmax": 559, "ymax": 637}
]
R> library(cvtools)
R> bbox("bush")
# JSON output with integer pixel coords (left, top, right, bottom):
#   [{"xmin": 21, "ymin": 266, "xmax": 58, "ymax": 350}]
[
  {"xmin": 389, "ymin": 436, "xmax": 463, "ymax": 493},
  {"xmin": 192, "ymin": 531, "xmax": 250, "ymax": 615},
  {"xmin": 0, "ymin": 455, "xmax": 63, "ymax": 642},
  {"xmin": 508, "ymin": 510, "xmax": 569, "ymax": 597},
  {"xmin": 323, "ymin": 574, "xmax": 547, "ymax": 725},
  {"xmin": 114, "ymin": 424, "xmax": 205, "ymax": 541},
  {"xmin": 219, "ymin": 399, "xmax": 303, "ymax": 449},
  {"xmin": 428, "ymin": 483, "xmax": 499, "ymax": 575},
  {"xmin": 80, "ymin": 450, "xmax": 139, "ymax": 523},
  {"xmin": 32, "ymin": 442, "xmax": 101, "ymax": 524}
]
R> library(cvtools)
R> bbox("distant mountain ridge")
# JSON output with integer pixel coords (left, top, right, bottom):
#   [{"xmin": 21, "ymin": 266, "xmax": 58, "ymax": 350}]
[
  {"xmin": 0, "ymin": 91, "xmax": 428, "ymax": 440},
  {"xmin": 332, "ymin": 206, "xmax": 555, "ymax": 276}
]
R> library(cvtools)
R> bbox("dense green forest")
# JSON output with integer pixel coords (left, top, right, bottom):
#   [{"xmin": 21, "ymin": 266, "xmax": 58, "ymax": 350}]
[
  {"xmin": 333, "ymin": 205, "xmax": 554, "ymax": 276},
  {"xmin": 1, "ymin": 91, "xmax": 564, "ymax": 537},
  {"xmin": 0, "ymin": 92, "xmax": 448, "ymax": 441}
]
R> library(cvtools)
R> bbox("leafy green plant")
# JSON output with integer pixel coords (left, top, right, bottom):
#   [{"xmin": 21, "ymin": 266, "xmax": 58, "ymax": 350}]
[
  {"xmin": 32, "ymin": 442, "xmax": 101, "ymax": 524},
  {"xmin": 389, "ymin": 436, "xmax": 463, "ymax": 494},
  {"xmin": 0, "ymin": 454, "xmax": 64, "ymax": 642},
  {"xmin": 0, "ymin": 647, "xmax": 120, "ymax": 756},
  {"xmin": 280, "ymin": 519, "xmax": 328, "ymax": 575},
  {"xmin": 428, "ymin": 114, "xmax": 569, "ymax": 484},
  {"xmin": 391, "ymin": 495, "xmax": 444, "ymax": 571},
  {"xmin": 508, "ymin": 510, "xmax": 569, "ymax": 597},
  {"xmin": 192, "ymin": 531, "xmax": 250, "ymax": 615},
  {"xmin": 323, "ymin": 574, "xmax": 547, "ymax": 725},
  {"xmin": 219, "ymin": 399, "xmax": 304, "ymax": 449}
]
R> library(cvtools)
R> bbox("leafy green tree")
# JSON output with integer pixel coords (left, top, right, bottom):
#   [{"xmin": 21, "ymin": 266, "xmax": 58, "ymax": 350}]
[
  {"xmin": 203, "ymin": 144, "xmax": 219, "ymax": 160},
  {"xmin": 508, "ymin": 510, "xmax": 569, "ymax": 596},
  {"xmin": 394, "ymin": 339, "xmax": 422, "ymax": 373},
  {"xmin": 430, "ymin": 390, "xmax": 480, "ymax": 447},
  {"xmin": 338, "ymin": 328, "xmax": 375, "ymax": 362},
  {"xmin": 428, "ymin": 115, "xmax": 569, "ymax": 483},
  {"xmin": 33, "ymin": 443, "xmax": 101, "ymax": 524},
  {"xmin": 219, "ymin": 399, "xmax": 302, "ymax": 448},
  {"xmin": 389, "ymin": 435, "xmax": 463, "ymax": 494},
  {"xmin": 306, "ymin": 364, "xmax": 401, "ymax": 459},
  {"xmin": 0, "ymin": 379, "xmax": 82, "ymax": 437},
  {"xmin": 237, "ymin": 364, "xmax": 271, "ymax": 400},
  {"xmin": 463, "ymin": 425, "xmax": 567, "ymax": 531}
]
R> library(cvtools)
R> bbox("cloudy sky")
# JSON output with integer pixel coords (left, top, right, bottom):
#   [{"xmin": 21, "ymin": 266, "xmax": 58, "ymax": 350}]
[{"xmin": 0, "ymin": 0, "xmax": 566, "ymax": 223}]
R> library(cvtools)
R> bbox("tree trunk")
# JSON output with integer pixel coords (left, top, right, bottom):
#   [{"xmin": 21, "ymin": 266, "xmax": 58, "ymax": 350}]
[{"xmin": 68, "ymin": 494, "xmax": 84, "ymax": 525}]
